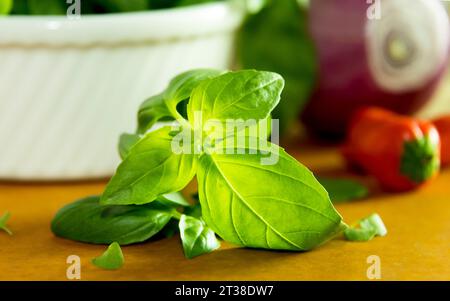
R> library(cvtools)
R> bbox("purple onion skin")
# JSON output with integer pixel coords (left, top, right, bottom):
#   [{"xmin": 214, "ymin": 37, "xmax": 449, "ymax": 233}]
[{"xmin": 301, "ymin": 0, "xmax": 449, "ymax": 139}]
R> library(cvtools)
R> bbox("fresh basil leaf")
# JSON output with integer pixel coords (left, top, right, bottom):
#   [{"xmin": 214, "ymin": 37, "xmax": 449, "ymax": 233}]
[
  {"xmin": 0, "ymin": 211, "xmax": 12, "ymax": 235},
  {"xmin": 51, "ymin": 196, "xmax": 174, "ymax": 245},
  {"xmin": 0, "ymin": 0, "xmax": 12, "ymax": 14},
  {"xmin": 137, "ymin": 94, "xmax": 173, "ymax": 134},
  {"xmin": 318, "ymin": 178, "xmax": 369, "ymax": 203},
  {"xmin": 238, "ymin": 0, "xmax": 317, "ymax": 133},
  {"xmin": 187, "ymin": 70, "xmax": 284, "ymax": 126},
  {"xmin": 118, "ymin": 133, "xmax": 141, "ymax": 160},
  {"xmin": 164, "ymin": 69, "xmax": 223, "ymax": 114},
  {"xmin": 92, "ymin": 242, "xmax": 124, "ymax": 270},
  {"xmin": 157, "ymin": 192, "xmax": 190, "ymax": 207},
  {"xmin": 344, "ymin": 213, "xmax": 387, "ymax": 242},
  {"xmin": 196, "ymin": 141, "xmax": 343, "ymax": 251},
  {"xmin": 101, "ymin": 127, "xmax": 197, "ymax": 205},
  {"xmin": 137, "ymin": 69, "xmax": 222, "ymax": 134},
  {"xmin": 179, "ymin": 214, "xmax": 220, "ymax": 259}
]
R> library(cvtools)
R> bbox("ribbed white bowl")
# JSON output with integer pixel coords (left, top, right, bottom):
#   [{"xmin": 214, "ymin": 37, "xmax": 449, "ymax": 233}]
[{"xmin": 0, "ymin": 3, "xmax": 245, "ymax": 180}]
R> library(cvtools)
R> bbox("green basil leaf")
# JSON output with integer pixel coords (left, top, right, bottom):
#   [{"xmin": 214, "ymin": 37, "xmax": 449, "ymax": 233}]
[
  {"xmin": 137, "ymin": 69, "xmax": 222, "ymax": 134},
  {"xmin": 196, "ymin": 141, "xmax": 343, "ymax": 251},
  {"xmin": 187, "ymin": 70, "xmax": 284, "ymax": 126},
  {"xmin": 51, "ymin": 196, "xmax": 174, "ymax": 245},
  {"xmin": 137, "ymin": 94, "xmax": 172, "ymax": 134},
  {"xmin": 238, "ymin": 0, "xmax": 317, "ymax": 133},
  {"xmin": 0, "ymin": 211, "xmax": 12, "ymax": 235},
  {"xmin": 164, "ymin": 69, "xmax": 223, "ymax": 113},
  {"xmin": 179, "ymin": 214, "xmax": 220, "ymax": 259},
  {"xmin": 0, "ymin": 0, "xmax": 13, "ymax": 14},
  {"xmin": 101, "ymin": 127, "xmax": 197, "ymax": 205},
  {"xmin": 92, "ymin": 242, "xmax": 124, "ymax": 270},
  {"xmin": 318, "ymin": 178, "xmax": 369, "ymax": 204},
  {"xmin": 118, "ymin": 133, "xmax": 141, "ymax": 160}
]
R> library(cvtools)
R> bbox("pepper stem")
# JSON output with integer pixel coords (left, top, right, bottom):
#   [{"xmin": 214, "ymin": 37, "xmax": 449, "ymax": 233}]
[{"xmin": 400, "ymin": 135, "xmax": 440, "ymax": 183}]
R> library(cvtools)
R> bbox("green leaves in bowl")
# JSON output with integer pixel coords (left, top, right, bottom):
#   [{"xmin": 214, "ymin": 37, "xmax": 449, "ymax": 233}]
[{"xmin": 7, "ymin": 0, "xmax": 225, "ymax": 15}]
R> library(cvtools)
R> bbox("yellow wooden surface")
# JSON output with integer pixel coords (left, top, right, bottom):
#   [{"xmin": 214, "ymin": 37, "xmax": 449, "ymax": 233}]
[{"xmin": 0, "ymin": 140, "xmax": 449, "ymax": 281}]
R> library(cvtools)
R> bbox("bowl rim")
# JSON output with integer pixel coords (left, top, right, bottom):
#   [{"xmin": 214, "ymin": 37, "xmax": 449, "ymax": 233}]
[{"xmin": 0, "ymin": 2, "xmax": 246, "ymax": 46}]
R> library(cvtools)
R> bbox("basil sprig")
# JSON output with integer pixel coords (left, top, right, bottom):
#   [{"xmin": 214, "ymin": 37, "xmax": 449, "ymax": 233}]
[{"xmin": 52, "ymin": 69, "xmax": 382, "ymax": 259}]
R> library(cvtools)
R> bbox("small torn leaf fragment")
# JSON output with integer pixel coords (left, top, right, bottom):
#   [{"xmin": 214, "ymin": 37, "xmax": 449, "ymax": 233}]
[
  {"xmin": 318, "ymin": 177, "xmax": 369, "ymax": 203},
  {"xmin": 0, "ymin": 211, "xmax": 12, "ymax": 235},
  {"xmin": 179, "ymin": 215, "xmax": 220, "ymax": 259},
  {"xmin": 344, "ymin": 227, "xmax": 377, "ymax": 242},
  {"xmin": 360, "ymin": 213, "xmax": 387, "ymax": 237},
  {"xmin": 92, "ymin": 242, "xmax": 124, "ymax": 270},
  {"xmin": 344, "ymin": 213, "xmax": 387, "ymax": 242}
]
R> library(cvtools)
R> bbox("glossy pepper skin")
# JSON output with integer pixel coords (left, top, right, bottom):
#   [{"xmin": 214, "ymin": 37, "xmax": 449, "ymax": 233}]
[
  {"xmin": 342, "ymin": 107, "xmax": 441, "ymax": 192},
  {"xmin": 433, "ymin": 116, "xmax": 450, "ymax": 166}
]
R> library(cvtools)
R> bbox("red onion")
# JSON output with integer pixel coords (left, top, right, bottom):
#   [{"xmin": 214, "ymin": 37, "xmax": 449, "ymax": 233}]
[{"xmin": 302, "ymin": 0, "xmax": 450, "ymax": 138}]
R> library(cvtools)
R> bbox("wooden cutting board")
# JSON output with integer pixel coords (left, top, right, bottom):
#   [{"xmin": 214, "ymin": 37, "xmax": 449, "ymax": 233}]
[{"xmin": 0, "ymin": 140, "xmax": 449, "ymax": 281}]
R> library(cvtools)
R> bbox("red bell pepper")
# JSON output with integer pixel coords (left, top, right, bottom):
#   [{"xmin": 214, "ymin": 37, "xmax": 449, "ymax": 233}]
[{"xmin": 342, "ymin": 107, "xmax": 441, "ymax": 192}]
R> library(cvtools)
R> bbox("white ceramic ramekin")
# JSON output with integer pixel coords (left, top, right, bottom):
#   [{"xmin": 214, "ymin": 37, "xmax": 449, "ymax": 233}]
[{"xmin": 0, "ymin": 2, "xmax": 245, "ymax": 180}]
